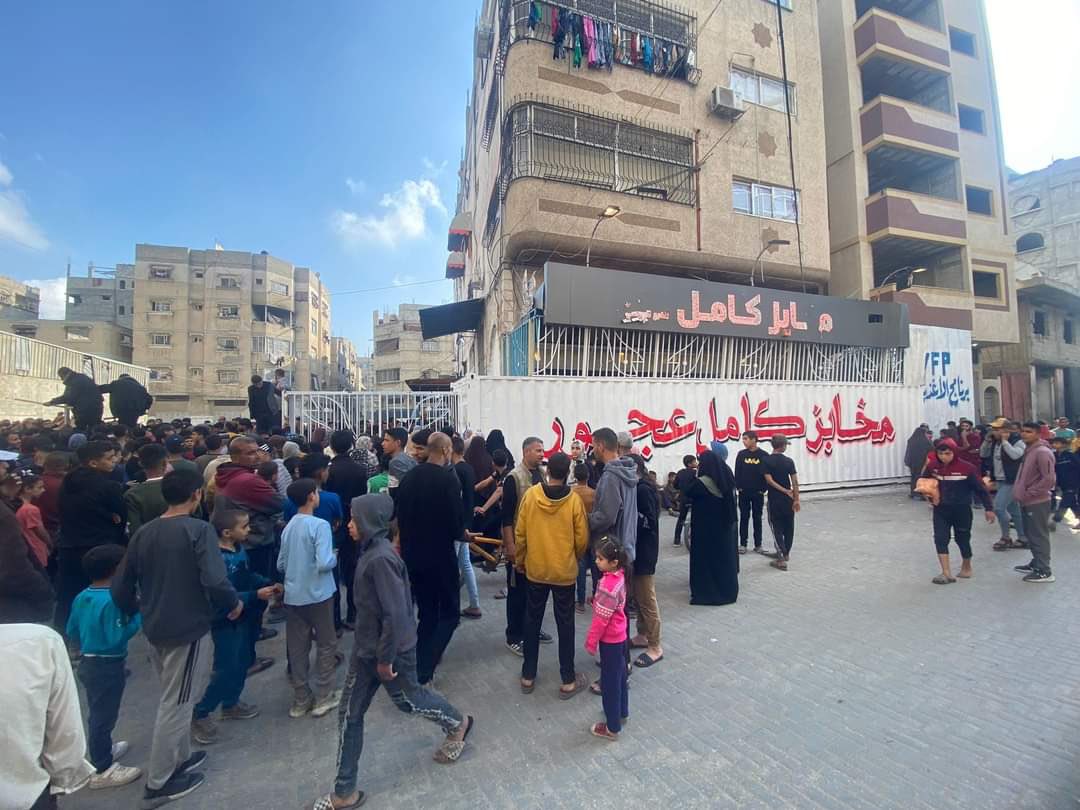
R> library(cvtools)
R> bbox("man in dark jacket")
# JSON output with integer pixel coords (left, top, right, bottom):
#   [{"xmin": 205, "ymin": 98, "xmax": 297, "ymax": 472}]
[
  {"xmin": 214, "ymin": 436, "xmax": 285, "ymax": 581},
  {"xmin": 1051, "ymin": 435, "xmax": 1080, "ymax": 525},
  {"xmin": 98, "ymin": 373, "xmax": 153, "ymax": 428},
  {"xmin": 672, "ymin": 454, "xmax": 698, "ymax": 545},
  {"xmin": 46, "ymin": 366, "xmax": 104, "ymax": 432},
  {"xmin": 113, "ymin": 468, "xmax": 241, "ymax": 806},
  {"xmin": 394, "ymin": 432, "xmax": 464, "ymax": 685},
  {"xmin": 326, "ymin": 430, "xmax": 368, "ymax": 628},
  {"xmin": 316, "ymin": 493, "xmax": 470, "ymax": 810},
  {"xmin": 55, "ymin": 440, "xmax": 127, "ymax": 642},
  {"xmin": 246, "ymin": 375, "xmax": 275, "ymax": 434},
  {"xmin": 0, "ymin": 501, "xmax": 54, "ymax": 624}
]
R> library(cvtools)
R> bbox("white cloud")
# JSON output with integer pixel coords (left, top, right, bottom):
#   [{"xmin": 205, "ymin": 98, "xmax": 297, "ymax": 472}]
[
  {"xmin": 422, "ymin": 157, "xmax": 447, "ymax": 177},
  {"xmin": 332, "ymin": 177, "xmax": 446, "ymax": 249},
  {"xmin": 0, "ymin": 159, "xmax": 49, "ymax": 251},
  {"xmin": 25, "ymin": 277, "xmax": 67, "ymax": 319},
  {"xmin": 345, "ymin": 177, "xmax": 366, "ymax": 195}
]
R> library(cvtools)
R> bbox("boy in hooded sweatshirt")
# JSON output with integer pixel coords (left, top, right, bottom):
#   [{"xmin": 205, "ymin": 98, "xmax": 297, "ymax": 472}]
[
  {"xmin": 515, "ymin": 452, "xmax": 589, "ymax": 698},
  {"xmin": 317, "ymin": 494, "xmax": 473, "ymax": 810},
  {"xmin": 922, "ymin": 438, "xmax": 995, "ymax": 584}
]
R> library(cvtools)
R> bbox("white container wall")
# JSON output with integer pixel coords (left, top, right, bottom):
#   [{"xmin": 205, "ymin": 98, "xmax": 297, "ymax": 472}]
[
  {"xmin": 906, "ymin": 325, "xmax": 976, "ymax": 429},
  {"xmin": 455, "ymin": 376, "xmax": 925, "ymax": 488}
]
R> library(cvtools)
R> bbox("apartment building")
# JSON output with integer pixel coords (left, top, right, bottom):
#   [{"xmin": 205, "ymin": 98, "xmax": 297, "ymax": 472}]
[
  {"xmin": 356, "ymin": 354, "xmax": 374, "ymax": 390},
  {"xmin": 66, "ymin": 264, "xmax": 135, "ymax": 329},
  {"xmin": 0, "ymin": 276, "xmax": 40, "ymax": 320},
  {"xmin": 817, "ymin": 0, "xmax": 1017, "ymax": 346},
  {"xmin": 5, "ymin": 320, "xmax": 133, "ymax": 362},
  {"xmin": 333, "ymin": 335, "xmax": 363, "ymax": 390},
  {"xmin": 441, "ymin": 0, "xmax": 832, "ymax": 375},
  {"xmin": 372, "ymin": 305, "xmax": 456, "ymax": 390},
  {"xmin": 131, "ymin": 244, "xmax": 333, "ymax": 419},
  {"xmin": 975, "ymin": 157, "xmax": 1080, "ymax": 419}
]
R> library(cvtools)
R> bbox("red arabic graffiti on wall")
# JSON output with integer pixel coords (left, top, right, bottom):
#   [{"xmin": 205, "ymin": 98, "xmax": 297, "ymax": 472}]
[{"xmin": 542, "ymin": 392, "xmax": 895, "ymax": 460}]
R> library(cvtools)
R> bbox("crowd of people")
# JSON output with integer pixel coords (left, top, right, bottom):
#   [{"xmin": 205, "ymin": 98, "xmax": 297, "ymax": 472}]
[
  {"xmin": 1, "ymin": 383, "xmax": 1070, "ymax": 810},
  {"xmin": 905, "ymin": 415, "xmax": 1073, "ymax": 584}
]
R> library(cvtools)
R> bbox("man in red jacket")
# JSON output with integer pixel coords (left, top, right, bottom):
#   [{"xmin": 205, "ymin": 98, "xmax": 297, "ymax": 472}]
[{"xmin": 1013, "ymin": 422, "xmax": 1057, "ymax": 583}]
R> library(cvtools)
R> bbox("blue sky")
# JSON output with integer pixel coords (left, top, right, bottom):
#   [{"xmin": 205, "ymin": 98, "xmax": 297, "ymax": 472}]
[{"xmin": 0, "ymin": 0, "xmax": 1076, "ymax": 351}]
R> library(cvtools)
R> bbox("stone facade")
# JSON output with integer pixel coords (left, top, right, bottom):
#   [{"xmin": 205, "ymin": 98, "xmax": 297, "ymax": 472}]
[
  {"xmin": 0, "ymin": 275, "xmax": 40, "ymax": 320},
  {"xmin": 372, "ymin": 305, "xmax": 455, "ymax": 390}
]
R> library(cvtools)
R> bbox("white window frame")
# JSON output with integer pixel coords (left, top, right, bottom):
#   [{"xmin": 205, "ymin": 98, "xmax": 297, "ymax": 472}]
[
  {"xmin": 150, "ymin": 333, "xmax": 172, "ymax": 346},
  {"xmin": 217, "ymin": 370, "xmax": 240, "ymax": 384},
  {"xmin": 150, "ymin": 300, "xmax": 172, "ymax": 313},
  {"xmin": 733, "ymin": 179, "xmax": 800, "ymax": 222},
  {"xmin": 421, "ymin": 339, "xmax": 441, "ymax": 353},
  {"xmin": 218, "ymin": 276, "xmax": 241, "ymax": 289},
  {"xmin": 730, "ymin": 67, "xmax": 796, "ymax": 114},
  {"xmin": 270, "ymin": 281, "xmax": 289, "ymax": 296},
  {"xmin": 218, "ymin": 304, "xmax": 240, "ymax": 319}
]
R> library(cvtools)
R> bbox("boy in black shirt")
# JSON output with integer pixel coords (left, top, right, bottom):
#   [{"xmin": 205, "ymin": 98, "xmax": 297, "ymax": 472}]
[
  {"xmin": 763, "ymin": 434, "xmax": 800, "ymax": 571},
  {"xmin": 734, "ymin": 431, "xmax": 770, "ymax": 554},
  {"xmin": 672, "ymin": 455, "xmax": 698, "ymax": 546}
]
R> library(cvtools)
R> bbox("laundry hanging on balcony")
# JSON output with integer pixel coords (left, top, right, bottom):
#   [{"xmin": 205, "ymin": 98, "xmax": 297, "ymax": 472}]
[{"xmin": 524, "ymin": 1, "xmax": 694, "ymax": 79}]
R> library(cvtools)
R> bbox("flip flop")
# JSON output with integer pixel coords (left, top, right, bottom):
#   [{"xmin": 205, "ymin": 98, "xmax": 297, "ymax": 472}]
[
  {"xmin": 493, "ymin": 589, "xmax": 507, "ymax": 600},
  {"xmin": 310, "ymin": 792, "xmax": 367, "ymax": 810},
  {"xmin": 633, "ymin": 652, "xmax": 663, "ymax": 668},
  {"xmin": 559, "ymin": 672, "xmax": 589, "ymax": 700},
  {"xmin": 931, "ymin": 574, "xmax": 956, "ymax": 585}
]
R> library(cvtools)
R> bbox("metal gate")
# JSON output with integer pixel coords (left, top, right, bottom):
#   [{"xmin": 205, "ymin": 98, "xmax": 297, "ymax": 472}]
[{"xmin": 284, "ymin": 391, "xmax": 461, "ymax": 437}]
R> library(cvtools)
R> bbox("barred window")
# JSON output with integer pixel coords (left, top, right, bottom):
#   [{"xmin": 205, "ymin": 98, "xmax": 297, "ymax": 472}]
[{"xmin": 505, "ymin": 102, "xmax": 695, "ymax": 205}]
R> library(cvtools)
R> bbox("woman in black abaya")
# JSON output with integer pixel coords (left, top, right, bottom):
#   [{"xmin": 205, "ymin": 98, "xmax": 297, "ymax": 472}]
[{"xmin": 686, "ymin": 447, "xmax": 739, "ymax": 605}]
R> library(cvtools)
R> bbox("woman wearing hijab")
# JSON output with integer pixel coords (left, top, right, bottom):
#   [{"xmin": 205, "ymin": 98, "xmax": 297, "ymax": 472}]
[
  {"xmin": 686, "ymin": 446, "xmax": 739, "ymax": 605},
  {"xmin": 485, "ymin": 429, "xmax": 514, "ymax": 469},
  {"xmin": 465, "ymin": 436, "xmax": 496, "ymax": 499},
  {"xmin": 904, "ymin": 425, "xmax": 933, "ymax": 499}
]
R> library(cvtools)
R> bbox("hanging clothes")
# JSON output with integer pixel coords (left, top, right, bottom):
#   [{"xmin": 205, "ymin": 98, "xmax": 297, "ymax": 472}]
[
  {"xmin": 528, "ymin": 1, "xmax": 541, "ymax": 32},
  {"xmin": 553, "ymin": 7, "xmax": 571, "ymax": 59},
  {"xmin": 572, "ymin": 14, "xmax": 584, "ymax": 68},
  {"xmin": 604, "ymin": 22, "xmax": 615, "ymax": 69},
  {"xmin": 642, "ymin": 36, "xmax": 654, "ymax": 73},
  {"xmin": 583, "ymin": 16, "xmax": 597, "ymax": 67}
]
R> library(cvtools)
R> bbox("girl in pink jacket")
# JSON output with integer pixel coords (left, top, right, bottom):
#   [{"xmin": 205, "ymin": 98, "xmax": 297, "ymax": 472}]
[{"xmin": 585, "ymin": 536, "xmax": 628, "ymax": 740}]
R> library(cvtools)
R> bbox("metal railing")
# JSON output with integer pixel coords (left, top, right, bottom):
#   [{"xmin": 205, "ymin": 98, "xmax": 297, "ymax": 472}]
[
  {"xmin": 0, "ymin": 330, "xmax": 150, "ymax": 386},
  {"xmin": 284, "ymin": 390, "xmax": 461, "ymax": 438},
  {"xmin": 506, "ymin": 320, "xmax": 907, "ymax": 384}
]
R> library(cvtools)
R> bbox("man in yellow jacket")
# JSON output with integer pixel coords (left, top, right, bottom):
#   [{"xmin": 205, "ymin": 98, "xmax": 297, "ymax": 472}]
[{"xmin": 516, "ymin": 451, "xmax": 590, "ymax": 698}]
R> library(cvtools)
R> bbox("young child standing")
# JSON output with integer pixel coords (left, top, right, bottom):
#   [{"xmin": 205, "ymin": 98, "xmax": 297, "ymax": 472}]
[
  {"xmin": 15, "ymin": 472, "xmax": 51, "ymax": 570},
  {"xmin": 278, "ymin": 478, "xmax": 340, "ymax": 719},
  {"xmin": 191, "ymin": 510, "xmax": 281, "ymax": 745},
  {"xmin": 922, "ymin": 438, "xmax": 995, "ymax": 584},
  {"xmin": 585, "ymin": 536, "xmax": 629, "ymax": 741},
  {"xmin": 65, "ymin": 544, "xmax": 143, "ymax": 789}
]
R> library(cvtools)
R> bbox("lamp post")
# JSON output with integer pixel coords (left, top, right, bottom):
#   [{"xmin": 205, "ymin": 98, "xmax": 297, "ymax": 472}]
[
  {"xmin": 877, "ymin": 266, "xmax": 927, "ymax": 289},
  {"xmin": 585, "ymin": 205, "xmax": 622, "ymax": 269},
  {"xmin": 750, "ymin": 239, "xmax": 791, "ymax": 287}
]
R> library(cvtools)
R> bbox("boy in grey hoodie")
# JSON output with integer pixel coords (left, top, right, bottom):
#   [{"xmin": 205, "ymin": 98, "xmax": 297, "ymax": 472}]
[
  {"xmin": 588, "ymin": 428, "xmax": 639, "ymax": 563},
  {"xmin": 319, "ymin": 494, "xmax": 474, "ymax": 809}
]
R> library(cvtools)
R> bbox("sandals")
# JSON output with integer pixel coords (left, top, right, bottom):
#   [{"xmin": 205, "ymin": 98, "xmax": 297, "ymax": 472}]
[
  {"xmin": 589, "ymin": 680, "xmax": 603, "ymax": 696},
  {"xmin": 590, "ymin": 722, "xmax": 618, "ymax": 741},
  {"xmin": 634, "ymin": 652, "xmax": 663, "ymax": 668},
  {"xmin": 520, "ymin": 679, "xmax": 535, "ymax": 694},
  {"xmin": 310, "ymin": 792, "xmax": 366, "ymax": 810},
  {"xmin": 932, "ymin": 574, "xmax": 957, "ymax": 585},
  {"xmin": 434, "ymin": 715, "xmax": 474, "ymax": 764},
  {"xmin": 559, "ymin": 672, "xmax": 589, "ymax": 700},
  {"xmin": 992, "ymin": 538, "xmax": 1016, "ymax": 551}
]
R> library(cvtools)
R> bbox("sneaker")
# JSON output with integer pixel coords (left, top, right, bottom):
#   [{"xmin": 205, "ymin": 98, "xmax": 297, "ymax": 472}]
[
  {"xmin": 539, "ymin": 631, "xmax": 554, "ymax": 645},
  {"xmin": 221, "ymin": 701, "xmax": 259, "ymax": 720},
  {"xmin": 173, "ymin": 751, "xmax": 207, "ymax": 777},
  {"xmin": 1023, "ymin": 571, "xmax": 1056, "ymax": 583},
  {"xmin": 190, "ymin": 717, "xmax": 217, "ymax": 745},
  {"xmin": 506, "ymin": 640, "xmax": 524, "ymax": 657},
  {"xmin": 289, "ymin": 696, "xmax": 314, "ymax": 718},
  {"xmin": 1013, "ymin": 563, "xmax": 1034, "ymax": 573},
  {"xmin": 738, "ymin": 546, "xmax": 748, "ymax": 555},
  {"xmin": 110, "ymin": 740, "xmax": 130, "ymax": 760},
  {"xmin": 141, "ymin": 771, "xmax": 205, "ymax": 809},
  {"xmin": 89, "ymin": 762, "xmax": 142, "ymax": 789},
  {"xmin": 311, "ymin": 690, "xmax": 342, "ymax": 718}
]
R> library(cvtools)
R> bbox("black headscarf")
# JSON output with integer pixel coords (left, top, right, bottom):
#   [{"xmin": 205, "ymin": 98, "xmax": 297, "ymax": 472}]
[
  {"xmin": 904, "ymin": 426, "xmax": 933, "ymax": 468},
  {"xmin": 697, "ymin": 450, "xmax": 735, "ymax": 495},
  {"xmin": 485, "ymin": 429, "xmax": 514, "ymax": 467}
]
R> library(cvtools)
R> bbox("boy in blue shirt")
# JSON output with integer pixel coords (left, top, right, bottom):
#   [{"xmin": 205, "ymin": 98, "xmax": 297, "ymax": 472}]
[
  {"xmin": 191, "ymin": 510, "xmax": 282, "ymax": 745},
  {"xmin": 66, "ymin": 544, "xmax": 143, "ymax": 790},
  {"xmin": 278, "ymin": 478, "xmax": 340, "ymax": 720}
]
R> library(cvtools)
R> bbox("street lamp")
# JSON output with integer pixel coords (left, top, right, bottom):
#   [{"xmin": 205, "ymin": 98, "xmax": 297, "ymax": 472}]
[
  {"xmin": 877, "ymin": 266, "xmax": 927, "ymax": 289},
  {"xmin": 585, "ymin": 206, "xmax": 622, "ymax": 268},
  {"xmin": 750, "ymin": 239, "xmax": 791, "ymax": 287}
]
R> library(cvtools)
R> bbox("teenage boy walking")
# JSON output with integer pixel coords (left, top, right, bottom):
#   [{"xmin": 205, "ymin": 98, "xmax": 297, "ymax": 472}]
[
  {"xmin": 112, "ymin": 468, "xmax": 241, "ymax": 808},
  {"xmin": 763, "ymin": 434, "xmax": 799, "ymax": 571},
  {"xmin": 1013, "ymin": 422, "xmax": 1058, "ymax": 583}
]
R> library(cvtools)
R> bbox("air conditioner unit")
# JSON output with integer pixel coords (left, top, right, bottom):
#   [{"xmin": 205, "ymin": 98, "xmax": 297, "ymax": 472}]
[
  {"xmin": 709, "ymin": 86, "xmax": 745, "ymax": 120},
  {"xmin": 475, "ymin": 24, "xmax": 494, "ymax": 60}
]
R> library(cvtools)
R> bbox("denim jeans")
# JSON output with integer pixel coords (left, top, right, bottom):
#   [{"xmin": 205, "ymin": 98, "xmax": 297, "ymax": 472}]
[
  {"xmin": 599, "ymin": 641, "xmax": 629, "ymax": 734},
  {"xmin": 575, "ymin": 550, "xmax": 594, "ymax": 604},
  {"xmin": 334, "ymin": 646, "xmax": 462, "ymax": 798},
  {"xmin": 994, "ymin": 484, "xmax": 1024, "ymax": 540},
  {"xmin": 456, "ymin": 541, "xmax": 479, "ymax": 610},
  {"xmin": 195, "ymin": 622, "xmax": 248, "ymax": 718},
  {"xmin": 78, "ymin": 656, "xmax": 126, "ymax": 772}
]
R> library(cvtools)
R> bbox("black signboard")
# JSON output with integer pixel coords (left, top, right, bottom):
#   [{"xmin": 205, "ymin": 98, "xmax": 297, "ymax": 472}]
[{"xmin": 538, "ymin": 262, "xmax": 909, "ymax": 349}]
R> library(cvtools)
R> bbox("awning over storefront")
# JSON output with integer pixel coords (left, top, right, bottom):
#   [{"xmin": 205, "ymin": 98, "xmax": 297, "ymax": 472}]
[
  {"xmin": 445, "ymin": 252, "xmax": 466, "ymax": 279},
  {"xmin": 420, "ymin": 297, "xmax": 484, "ymax": 340},
  {"xmin": 447, "ymin": 212, "xmax": 472, "ymax": 252}
]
